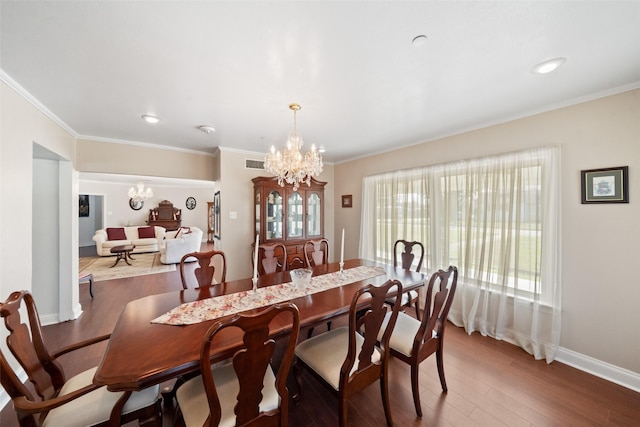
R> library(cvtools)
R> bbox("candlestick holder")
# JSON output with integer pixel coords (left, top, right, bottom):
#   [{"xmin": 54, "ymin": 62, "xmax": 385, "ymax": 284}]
[{"xmin": 246, "ymin": 277, "xmax": 262, "ymax": 304}]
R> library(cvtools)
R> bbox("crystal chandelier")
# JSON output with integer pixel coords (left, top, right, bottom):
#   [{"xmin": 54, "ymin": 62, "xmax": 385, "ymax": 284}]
[
  {"xmin": 264, "ymin": 103, "xmax": 323, "ymax": 191},
  {"xmin": 128, "ymin": 181, "xmax": 153, "ymax": 202}
]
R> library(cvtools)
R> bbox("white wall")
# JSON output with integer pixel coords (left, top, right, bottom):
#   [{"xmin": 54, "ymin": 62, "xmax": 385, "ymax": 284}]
[
  {"xmin": 1, "ymin": 80, "xmax": 79, "ymax": 321},
  {"xmin": 32, "ymin": 159, "xmax": 61, "ymax": 319}
]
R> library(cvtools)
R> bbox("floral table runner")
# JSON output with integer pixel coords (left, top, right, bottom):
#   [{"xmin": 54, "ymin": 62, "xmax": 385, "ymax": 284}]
[{"xmin": 151, "ymin": 265, "xmax": 386, "ymax": 326}]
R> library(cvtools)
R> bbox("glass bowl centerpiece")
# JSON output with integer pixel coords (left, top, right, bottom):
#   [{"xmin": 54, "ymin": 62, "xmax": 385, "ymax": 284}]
[{"xmin": 290, "ymin": 268, "xmax": 313, "ymax": 287}]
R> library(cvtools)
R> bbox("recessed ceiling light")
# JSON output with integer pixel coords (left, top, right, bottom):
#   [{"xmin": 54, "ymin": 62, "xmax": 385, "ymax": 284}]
[
  {"xmin": 198, "ymin": 125, "xmax": 216, "ymax": 134},
  {"xmin": 141, "ymin": 114, "xmax": 161, "ymax": 124},
  {"xmin": 532, "ymin": 57, "xmax": 567, "ymax": 74},
  {"xmin": 317, "ymin": 146, "xmax": 326, "ymax": 153},
  {"xmin": 412, "ymin": 35, "xmax": 428, "ymax": 47}
]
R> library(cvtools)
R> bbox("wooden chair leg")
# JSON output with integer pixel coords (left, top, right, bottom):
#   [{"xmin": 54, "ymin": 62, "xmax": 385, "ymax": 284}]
[
  {"xmin": 411, "ymin": 363, "xmax": 423, "ymax": 417},
  {"xmin": 380, "ymin": 372, "xmax": 394, "ymax": 426},
  {"xmin": 413, "ymin": 299, "xmax": 420, "ymax": 320},
  {"xmin": 79, "ymin": 273, "xmax": 94, "ymax": 298},
  {"xmin": 338, "ymin": 394, "xmax": 348, "ymax": 427},
  {"xmin": 88, "ymin": 274, "xmax": 94, "ymax": 298},
  {"xmin": 292, "ymin": 359, "xmax": 304, "ymax": 404}
]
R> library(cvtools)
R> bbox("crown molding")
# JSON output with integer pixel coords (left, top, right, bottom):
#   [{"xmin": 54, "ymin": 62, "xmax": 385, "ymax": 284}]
[{"xmin": 1, "ymin": 68, "xmax": 78, "ymax": 137}]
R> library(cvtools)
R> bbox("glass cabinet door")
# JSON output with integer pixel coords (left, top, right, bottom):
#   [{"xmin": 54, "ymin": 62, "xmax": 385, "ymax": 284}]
[
  {"xmin": 307, "ymin": 192, "xmax": 321, "ymax": 237},
  {"xmin": 287, "ymin": 191, "xmax": 303, "ymax": 238},
  {"xmin": 266, "ymin": 191, "xmax": 283, "ymax": 239}
]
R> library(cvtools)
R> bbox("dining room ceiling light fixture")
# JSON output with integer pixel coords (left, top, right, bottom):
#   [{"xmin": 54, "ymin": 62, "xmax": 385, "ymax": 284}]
[
  {"xmin": 264, "ymin": 103, "xmax": 323, "ymax": 191},
  {"xmin": 128, "ymin": 181, "xmax": 153, "ymax": 202},
  {"xmin": 532, "ymin": 57, "xmax": 567, "ymax": 74},
  {"xmin": 141, "ymin": 114, "xmax": 161, "ymax": 124},
  {"xmin": 198, "ymin": 125, "xmax": 216, "ymax": 134},
  {"xmin": 411, "ymin": 35, "xmax": 428, "ymax": 46}
]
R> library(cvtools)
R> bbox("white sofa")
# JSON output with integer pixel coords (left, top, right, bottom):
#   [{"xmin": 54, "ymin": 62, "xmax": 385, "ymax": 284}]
[
  {"xmin": 93, "ymin": 226, "xmax": 167, "ymax": 256},
  {"xmin": 159, "ymin": 227, "xmax": 204, "ymax": 264}
]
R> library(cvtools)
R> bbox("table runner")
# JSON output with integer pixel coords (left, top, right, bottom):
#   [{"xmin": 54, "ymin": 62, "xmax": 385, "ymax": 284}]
[{"xmin": 151, "ymin": 265, "xmax": 386, "ymax": 325}]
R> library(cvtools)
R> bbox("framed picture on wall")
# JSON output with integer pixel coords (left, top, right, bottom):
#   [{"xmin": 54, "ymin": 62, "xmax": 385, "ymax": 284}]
[
  {"xmin": 581, "ymin": 166, "xmax": 629, "ymax": 204},
  {"xmin": 79, "ymin": 195, "xmax": 90, "ymax": 217}
]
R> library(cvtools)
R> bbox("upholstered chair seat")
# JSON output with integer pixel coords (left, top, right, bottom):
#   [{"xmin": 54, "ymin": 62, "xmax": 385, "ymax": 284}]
[
  {"xmin": 294, "ymin": 326, "xmax": 381, "ymax": 390},
  {"xmin": 176, "ymin": 361, "xmax": 279, "ymax": 427},
  {"xmin": 41, "ymin": 367, "xmax": 160, "ymax": 427}
]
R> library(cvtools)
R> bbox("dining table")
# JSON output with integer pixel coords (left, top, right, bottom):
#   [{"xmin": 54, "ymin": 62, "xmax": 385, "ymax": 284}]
[{"xmin": 93, "ymin": 258, "xmax": 425, "ymax": 392}]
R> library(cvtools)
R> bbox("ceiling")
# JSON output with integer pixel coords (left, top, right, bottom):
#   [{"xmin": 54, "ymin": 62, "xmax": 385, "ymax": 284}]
[{"xmin": 2, "ymin": 1, "xmax": 640, "ymax": 164}]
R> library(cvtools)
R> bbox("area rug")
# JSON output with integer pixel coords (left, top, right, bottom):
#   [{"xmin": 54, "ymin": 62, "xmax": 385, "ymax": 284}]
[{"xmin": 79, "ymin": 252, "xmax": 176, "ymax": 282}]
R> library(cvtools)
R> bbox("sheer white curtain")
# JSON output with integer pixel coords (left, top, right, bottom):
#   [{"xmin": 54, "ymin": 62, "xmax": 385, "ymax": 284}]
[
  {"xmin": 360, "ymin": 146, "xmax": 561, "ymax": 362},
  {"xmin": 360, "ymin": 168, "xmax": 431, "ymax": 269}
]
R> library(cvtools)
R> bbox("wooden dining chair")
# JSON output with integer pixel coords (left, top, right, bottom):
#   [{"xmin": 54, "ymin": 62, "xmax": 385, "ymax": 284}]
[
  {"xmin": 386, "ymin": 239, "xmax": 425, "ymax": 320},
  {"xmin": 303, "ymin": 238, "xmax": 329, "ymax": 267},
  {"xmin": 252, "ymin": 243, "xmax": 287, "ymax": 276},
  {"xmin": 175, "ymin": 303, "xmax": 300, "ymax": 427},
  {"xmin": 0, "ymin": 290, "xmax": 162, "ymax": 427},
  {"xmin": 293, "ymin": 280, "xmax": 403, "ymax": 427},
  {"xmin": 380, "ymin": 266, "xmax": 458, "ymax": 417},
  {"xmin": 180, "ymin": 250, "xmax": 227, "ymax": 289}
]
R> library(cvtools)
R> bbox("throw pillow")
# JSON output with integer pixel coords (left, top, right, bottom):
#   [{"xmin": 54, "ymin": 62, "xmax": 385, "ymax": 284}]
[
  {"xmin": 138, "ymin": 226, "xmax": 155, "ymax": 238},
  {"xmin": 106, "ymin": 227, "xmax": 127, "ymax": 241}
]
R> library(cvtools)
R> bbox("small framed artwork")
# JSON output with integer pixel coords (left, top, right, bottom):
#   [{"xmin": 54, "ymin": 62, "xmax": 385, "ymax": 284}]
[
  {"xmin": 581, "ymin": 166, "xmax": 629, "ymax": 204},
  {"xmin": 129, "ymin": 198, "xmax": 144, "ymax": 210},
  {"xmin": 185, "ymin": 196, "xmax": 196, "ymax": 210},
  {"xmin": 342, "ymin": 194, "xmax": 353, "ymax": 208},
  {"xmin": 79, "ymin": 195, "xmax": 90, "ymax": 217}
]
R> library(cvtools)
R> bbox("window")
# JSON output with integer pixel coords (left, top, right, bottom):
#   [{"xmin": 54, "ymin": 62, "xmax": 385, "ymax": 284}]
[{"xmin": 360, "ymin": 146, "xmax": 561, "ymax": 361}]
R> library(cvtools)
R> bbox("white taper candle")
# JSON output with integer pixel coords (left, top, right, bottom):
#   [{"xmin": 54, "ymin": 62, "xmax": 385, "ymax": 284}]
[
  {"xmin": 253, "ymin": 233, "xmax": 260, "ymax": 279},
  {"xmin": 340, "ymin": 228, "xmax": 345, "ymax": 265}
]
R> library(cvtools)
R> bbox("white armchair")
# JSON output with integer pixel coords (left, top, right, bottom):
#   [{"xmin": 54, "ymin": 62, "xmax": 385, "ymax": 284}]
[{"xmin": 160, "ymin": 227, "xmax": 204, "ymax": 264}]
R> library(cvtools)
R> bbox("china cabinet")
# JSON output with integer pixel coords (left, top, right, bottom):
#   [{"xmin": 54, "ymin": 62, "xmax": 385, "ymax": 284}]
[{"xmin": 252, "ymin": 176, "xmax": 326, "ymax": 270}]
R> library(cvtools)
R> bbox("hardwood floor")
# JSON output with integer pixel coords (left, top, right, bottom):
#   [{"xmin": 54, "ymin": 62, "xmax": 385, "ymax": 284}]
[{"xmin": 2, "ymin": 245, "xmax": 639, "ymax": 426}]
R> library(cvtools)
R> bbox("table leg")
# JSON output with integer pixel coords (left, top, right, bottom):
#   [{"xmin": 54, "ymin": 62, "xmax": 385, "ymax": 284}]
[{"xmin": 111, "ymin": 253, "xmax": 124, "ymax": 268}]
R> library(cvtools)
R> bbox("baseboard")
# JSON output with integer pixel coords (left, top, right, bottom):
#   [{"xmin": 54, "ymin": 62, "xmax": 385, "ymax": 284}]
[
  {"xmin": 556, "ymin": 346, "xmax": 640, "ymax": 393},
  {"xmin": 39, "ymin": 313, "xmax": 61, "ymax": 326}
]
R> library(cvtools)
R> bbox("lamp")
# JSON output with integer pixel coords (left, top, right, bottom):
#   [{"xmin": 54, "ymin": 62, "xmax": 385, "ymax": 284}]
[
  {"xmin": 128, "ymin": 181, "xmax": 153, "ymax": 202},
  {"xmin": 264, "ymin": 103, "xmax": 323, "ymax": 191}
]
